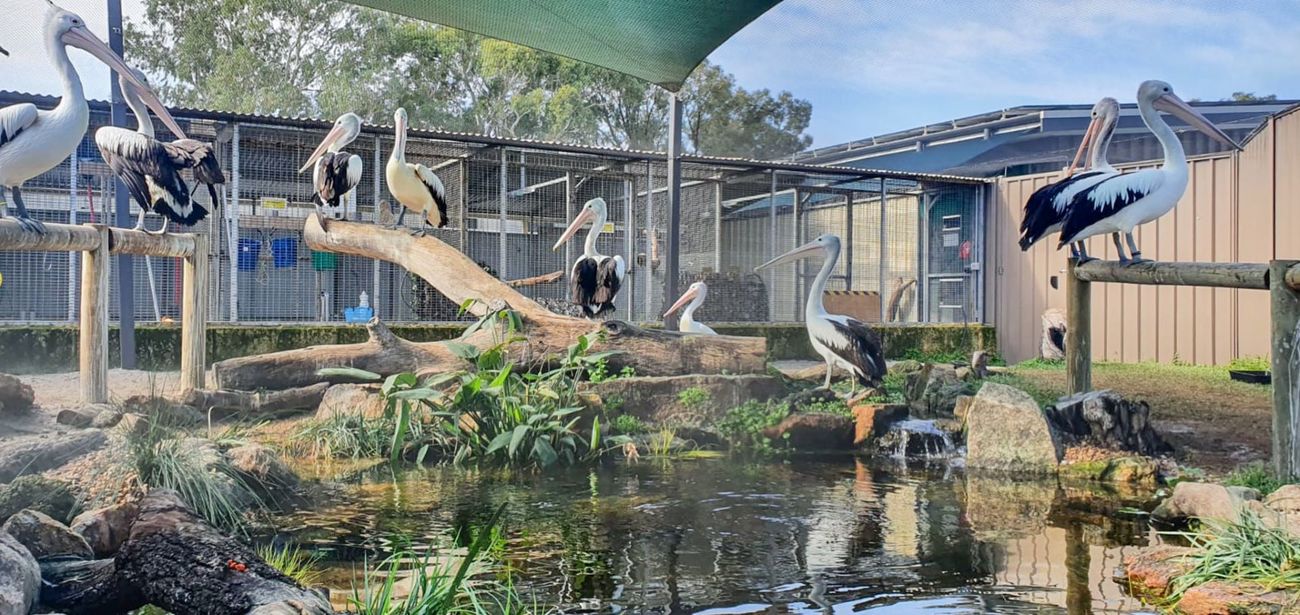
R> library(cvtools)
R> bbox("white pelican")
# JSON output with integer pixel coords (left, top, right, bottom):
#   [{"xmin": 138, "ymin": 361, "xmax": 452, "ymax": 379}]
[
  {"xmin": 95, "ymin": 69, "xmax": 225, "ymax": 234},
  {"xmin": 1058, "ymin": 80, "xmax": 1241, "ymax": 263},
  {"xmin": 0, "ymin": 3, "xmax": 186, "ymax": 234},
  {"xmin": 663, "ymin": 281, "xmax": 717, "ymax": 335},
  {"xmin": 553, "ymin": 197, "xmax": 624, "ymax": 318},
  {"xmin": 1019, "ymin": 97, "xmax": 1120, "ymax": 259},
  {"xmin": 757, "ymin": 234, "xmax": 886, "ymax": 393},
  {"xmin": 385, "ymin": 107, "xmax": 448, "ymax": 234},
  {"xmin": 299, "ymin": 112, "xmax": 362, "ymax": 225}
]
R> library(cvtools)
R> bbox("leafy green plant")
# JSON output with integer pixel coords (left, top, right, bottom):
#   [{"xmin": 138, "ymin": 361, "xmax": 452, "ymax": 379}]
[
  {"xmin": 1225, "ymin": 462, "xmax": 1287, "ymax": 496},
  {"xmin": 1228, "ymin": 356, "xmax": 1271, "ymax": 372},
  {"xmin": 799, "ymin": 398, "xmax": 851, "ymax": 417},
  {"xmin": 257, "ymin": 544, "xmax": 323, "ymax": 587},
  {"xmin": 1165, "ymin": 512, "xmax": 1300, "ymax": 605},
  {"xmin": 676, "ymin": 387, "xmax": 710, "ymax": 408},
  {"xmin": 587, "ymin": 358, "xmax": 636, "ymax": 384},
  {"xmin": 611, "ymin": 414, "xmax": 648, "ymax": 435},
  {"xmin": 717, "ymin": 400, "xmax": 789, "ymax": 455}
]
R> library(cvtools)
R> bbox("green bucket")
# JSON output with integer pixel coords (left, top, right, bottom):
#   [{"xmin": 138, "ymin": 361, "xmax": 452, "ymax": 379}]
[{"xmin": 311, "ymin": 251, "xmax": 337, "ymax": 271}]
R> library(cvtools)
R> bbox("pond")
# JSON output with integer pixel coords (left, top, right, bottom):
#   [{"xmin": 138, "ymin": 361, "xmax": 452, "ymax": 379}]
[{"xmin": 268, "ymin": 457, "xmax": 1160, "ymax": 614}]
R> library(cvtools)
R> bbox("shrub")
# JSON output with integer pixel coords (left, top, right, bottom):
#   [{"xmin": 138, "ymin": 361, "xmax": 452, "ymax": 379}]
[
  {"xmin": 1227, "ymin": 356, "xmax": 1271, "ymax": 372},
  {"xmin": 676, "ymin": 387, "xmax": 710, "ymax": 408},
  {"xmin": 1225, "ymin": 462, "xmax": 1287, "ymax": 496},
  {"xmin": 611, "ymin": 414, "xmax": 648, "ymax": 435}
]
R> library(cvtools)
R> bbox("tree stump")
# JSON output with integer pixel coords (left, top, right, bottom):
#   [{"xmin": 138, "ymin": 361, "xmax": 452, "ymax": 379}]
[{"xmin": 1045, "ymin": 389, "xmax": 1172, "ymax": 457}]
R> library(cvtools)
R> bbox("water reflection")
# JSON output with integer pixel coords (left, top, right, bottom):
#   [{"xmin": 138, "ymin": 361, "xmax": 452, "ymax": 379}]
[{"xmin": 268, "ymin": 457, "xmax": 1157, "ymax": 614}]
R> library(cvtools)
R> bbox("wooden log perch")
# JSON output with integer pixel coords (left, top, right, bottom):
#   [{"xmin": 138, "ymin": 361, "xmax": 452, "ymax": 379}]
[
  {"xmin": 212, "ymin": 216, "xmax": 766, "ymax": 391},
  {"xmin": 182, "ymin": 383, "xmax": 330, "ymax": 419},
  {"xmin": 1073, "ymin": 259, "xmax": 1268, "ymax": 289},
  {"xmin": 506, "ymin": 270, "xmax": 564, "ymax": 288}
]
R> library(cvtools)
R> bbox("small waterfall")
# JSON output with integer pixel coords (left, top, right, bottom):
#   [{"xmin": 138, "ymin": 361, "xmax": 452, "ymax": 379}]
[
  {"xmin": 884, "ymin": 419, "xmax": 958, "ymax": 461},
  {"xmin": 1288, "ymin": 321, "xmax": 1300, "ymax": 475}
]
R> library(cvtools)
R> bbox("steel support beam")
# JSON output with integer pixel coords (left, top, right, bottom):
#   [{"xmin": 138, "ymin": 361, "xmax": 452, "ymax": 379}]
[{"xmin": 663, "ymin": 94, "xmax": 683, "ymax": 329}]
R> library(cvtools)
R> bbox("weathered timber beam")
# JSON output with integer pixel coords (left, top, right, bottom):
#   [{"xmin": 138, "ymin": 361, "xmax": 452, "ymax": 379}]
[
  {"xmin": 506, "ymin": 270, "xmax": 564, "ymax": 288},
  {"xmin": 1073, "ymin": 259, "xmax": 1268, "ymax": 289},
  {"xmin": 0, "ymin": 219, "xmax": 101, "ymax": 251},
  {"xmin": 108, "ymin": 228, "xmax": 196, "ymax": 258},
  {"xmin": 1284, "ymin": 263, "xmax": 1300, "ymax": 292}
]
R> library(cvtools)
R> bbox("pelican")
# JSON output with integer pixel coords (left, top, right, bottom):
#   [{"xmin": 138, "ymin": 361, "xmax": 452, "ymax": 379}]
[
  {"xmin": 553, "ymin": 197, "xmax": 625, "ymax": 318},
  {"xmin": 663, "ymin": 281, "xmax": 717, "ymax": 335},
  {"xmin": 1019, "ymin": 97, "xmax": 1121, "ymax": 260},
  {"xmin": 757, "ymin": 234, "xmax": 886, "ymax": 394},
  {"xmin": 0, "ymin": 3, "xmax": 185, "ymax": 234},
  {"xmin": 299, "ymin": 112, "xmax": 362, "ymax": 225},
  {"xmin": 95, "ymin": 69, "xmax": 225, "ymax": 234},
  {"xmin": 386, "ymin": 107, "xmax": 448, "ymax": 234},
  {"xmin": 1059, "ymin": 80, "xmax": 1242, "ymax": 263}
]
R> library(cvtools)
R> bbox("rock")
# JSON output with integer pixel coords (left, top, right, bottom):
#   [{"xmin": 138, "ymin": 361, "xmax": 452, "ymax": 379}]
[
  {"xmin": 905, "ymin": 364, "xmax": 972, "ymax": 418},
  {"xmin": 70, "ymin": 503, "xmax": 139, "ymax": 558},
  {"xmin": 1122, "ymin": 544, "xmax": 1198, "ymax": 600},
  {"xmin": 0, "ymin": 531, "xmax": 39, "ymax": 615},
  {"xmin": 1228, "ymin": 486, "xmax": 1262, "ymax": 502},
  {"xmin": 1045, "ymin": 389, "xmax": 1171, "ymax": 457},
  {"xmin": 1151, "ymin": 482, "xmax": 1248, "ymax": 525},
  {"xmin": 0, "ymin": 475, "xmax": 77, "ymax": 524},
  {"xmin": 777, "ymin": 362, "xmax": 846, "ymax": 384},
  {"xmin": 965, "ymin": 383, "xmax": 1061, "ymax": 475},
  {"xmin": 761, "ymin": 413, "xmax": 854, "ymax": 450},
  {"xmin": 1177, "ymin": 580, "xmax": 1298, "ymax": 615},
  {"xmin": 120, "ymin": 395, "xmax": 203, "ymax": 427},
  {"xmin": 586, "ymin": 375, "xmax": 787, "ymax": 424},
  {"xmin": 91, "ymin": 405, "xmax": 125, "ymax": 428},
  {"xmin": 1, "ymin": 509, "xmax": 93, "ymax": 561},
  {"xmin": 1041, "ymin": 308, "xmax": 1066, "ymax": 360},
  {"xmin": 315, "ymin": 383, "xmax": 387, "ymax": 420},
  {"xmin": 227, "ymin": 444, "xmax": 299, "ymax": 495},
  {"xmin": 0, "ymin": 429, "xmax": 107, "ymax": 482},
  {"xmin": 890, "ymin": 359, "xmax": 924, "ymax": 375},
  {"xmin": 1058, "ymin": 455, "xmax": 1160, "ymax": 485},
  {"xmin": 953, "ymin": 395, "xmax": 975, "ymax": 423},
  {"xmin": 874, "ymin": 419, "xmax": 958, "ymax": 459},
  {"xmin": 0, "ymin": 373, "xmax": 35, "ymax": 415},
  {"xmin": 55, "ymin": 407, "xmax": 98, "ymax": 428},
  {"xmin": 671, "ymin": 426, "xmax": 724, "ymax": 450},
  {"xmin": 116, "ymin": 412, "xmax": 151, "ymax": 437},
  {"xmin": 786, "ymin": 387, "xmax": 839, "ymax": 412},
  {"xmin": 1263, "ymin": 484, "xmax": 1300, "ymax": 537},
  {"xmin": 852, "ymin": 403, "xmax": 908, "ymax": 445}
]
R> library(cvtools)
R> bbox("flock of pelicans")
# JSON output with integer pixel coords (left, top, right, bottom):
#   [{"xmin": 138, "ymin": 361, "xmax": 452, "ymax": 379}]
[{"xmin": 0, "ymin": 3, "xmax": 1247, "ymax": 398}]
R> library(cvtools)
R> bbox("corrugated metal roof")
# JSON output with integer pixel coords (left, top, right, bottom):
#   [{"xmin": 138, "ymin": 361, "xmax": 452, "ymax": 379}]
[{"xmin": 0, "ymin": 89, "xmax": 986, "ymax": 185}]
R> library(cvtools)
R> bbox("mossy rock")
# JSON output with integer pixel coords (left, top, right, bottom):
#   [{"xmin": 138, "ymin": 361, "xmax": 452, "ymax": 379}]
[
  {"xmin": 1059, "ymin": 456, "xmax": 1160, "ymax": 485},
  {"xmin": 0, "ymin": 475, "xmax": 77, "ymax": 524}
]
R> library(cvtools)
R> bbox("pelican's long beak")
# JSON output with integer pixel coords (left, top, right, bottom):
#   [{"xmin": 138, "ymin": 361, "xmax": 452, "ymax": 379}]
[
  {"xmin": 62, "ymin": 26, "xmax": 187, "ymax": 140},
  {"xmin": 553, "ymin": 207, "xmax": 594, "ymax": 251},
  {"xmin": 663, "ymin": 286, "xmax": 700, "ymax": 317},
  {"xmin": 299, "ymin": 123, "xmax": 348, "ymax": 173},
  {"xmin": 1154, "ymin": 93, "xmax": 1242, "ymax": 151},
  {"xmin": 0, "ymin": 45, "xmax": 9, "ymax": 57},
  {"xmin": 1066, "ymin": 115, "xmax": 1101, "ymax": 177},
  {"xmin": 756, "ymin": 239, "xmax": 823, "ymax": 272}
]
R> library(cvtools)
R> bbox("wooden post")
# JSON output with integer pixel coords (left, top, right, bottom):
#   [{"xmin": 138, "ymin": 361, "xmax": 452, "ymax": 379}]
[
  {"xmin": 1270, "ymin": 260, "xmax": 1300, "ymax": 480},
  {"xmin": 1065, "ymin": 257, "xmax": 1091, "ymax": 394},
  {"xmin": 180, "ymin": 234, "xmax": 209, "ymax": 394},
  {"xmin": 80, "ymin": 225, "xmax": 110, "ymax": 404}
]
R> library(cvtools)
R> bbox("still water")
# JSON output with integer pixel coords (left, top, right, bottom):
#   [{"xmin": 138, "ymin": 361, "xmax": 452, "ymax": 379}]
[{"xmin": 269, "ymin": 457, "xmax": 1160, "ymax": 614}]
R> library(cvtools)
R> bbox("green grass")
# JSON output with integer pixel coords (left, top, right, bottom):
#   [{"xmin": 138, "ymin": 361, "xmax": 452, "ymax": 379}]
[
  {"xmin": 257, "ymin": 543, "xmax": 323, "ymax": 587},
  {"xmin": 294, "ymin": 414, "xmax": 410, "ymax": 460},
  {"xmin": 1224, "ymin": 462, "xmax": 1288, "ymax": 496},
  {"xmin": 1166, "ymin": 512, "xmax": 1300, "ymax": 605}
]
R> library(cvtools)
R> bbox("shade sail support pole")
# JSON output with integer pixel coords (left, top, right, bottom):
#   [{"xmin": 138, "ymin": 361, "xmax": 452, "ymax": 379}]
[{"xmin": 663, "ymin": 93, "xmax": 683, "ymax": 329}]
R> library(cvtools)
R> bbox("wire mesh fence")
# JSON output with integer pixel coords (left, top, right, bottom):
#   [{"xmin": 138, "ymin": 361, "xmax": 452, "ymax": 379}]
[{"xmin": 0, "ymin": 97, "xmax": 985, "ymax": 326}]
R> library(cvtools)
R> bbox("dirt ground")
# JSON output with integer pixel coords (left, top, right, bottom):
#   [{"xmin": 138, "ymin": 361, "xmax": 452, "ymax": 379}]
[
  {"xmin": 1003, "ymin": 361, "xmax": 1273, "ymax": 475},
  {"xmin": 1, "ymin": 370, "xmax": 186, "ymax": 442}
]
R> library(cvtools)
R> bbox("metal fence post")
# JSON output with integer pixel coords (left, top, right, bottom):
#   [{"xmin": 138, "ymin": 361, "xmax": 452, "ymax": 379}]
[
  {"xmin": 663, "ymin": 94, "xmax": 683, "ymax": 329},
  {"xmin": 564, "ymin": 172, "xmax": 574, "ymax": 271},
  {"xmin": 372, "ymin": 137, "xmax": 382, "ymax": 314},
  {"xmin": 879, "ymin": 178, "xmax": 887, "ymax": 319},
  {"xmin": 623, "ymin": 177, "xmax": 634, "ymax": 317},
  {"xmin": 644, "ymin": 162, "xmax": 654, "ymax": 320},
  {"xmin": 844, "ymin": 190, "xmax": 854, "ymax": 291},
  {"xmin": 229, "ymin": 123, "xmax": 240, "ymax": 322},
  {"xmin": 792, "ymin": 187, "xmax": 801, "ymax": 321},
  {"xmin": 109, "ymin": 0, "xmax": 136, "ymax": 367},
  {"xmin": 458, "ymin": 160, "xmax": 468, "ymax": 251},
  {"xmin": 67, "ymin": 155, "xmax": 77, "ymax": 322},
  {"xmin": 767, "ymin": 170, "xmax": 777, "ymax": 318},
  {"xmin": 499, "ymin": 147, "xmax": 508, "ymax": 279},
  {"xmin": 713, "ymin": 181, "xmax": 722, "ymax": 272}
]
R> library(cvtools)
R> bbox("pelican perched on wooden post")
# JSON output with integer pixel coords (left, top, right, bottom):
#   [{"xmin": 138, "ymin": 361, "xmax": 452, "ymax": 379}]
[
  {"xmin": 1019, "ymin": 97, "xmax": 1120, "ymax": 259},
  {"xmin": 300, "ymin": 113, "xmax": 362, "ymax": 225},
  {"xmin": 1059, "ymin": 80, "xmax": 1242, "ymax": 263},
  {"xmin": 0, "ymin": 3, "xmax": 186, "ymax": 234},
  {"xmin": 386, "ymin": 107, "xmax": 448, "ymax": 234},
  {"xmin": 663, "ymin": 281, "xmax": 716, "ymax": 335},
  {"xmin": 96, "ymin": 69, "xmax": 225, "ymax": 234},
  {"xmin": 553, "ymin": 197, "xmax": 624, "ymax": 318},
  {"xmin": 757, "ymin": 234, "xmax": 886, "ymax": 394}
]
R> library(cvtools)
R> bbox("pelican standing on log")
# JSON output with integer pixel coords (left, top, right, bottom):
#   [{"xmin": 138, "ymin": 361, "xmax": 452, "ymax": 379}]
[
  {"xmin": 1058, "ymin": 81, "xmax": 1241, "ymax": 263},
  {"xmin": 1019, "ymin": 97, "xmax": 1120, "ymax": 259},
  {"xmin": 386, "ymin": 107, "xmax": 448, "ymax": 234},
  {"xmin": 0, "ymin": 3, "xmax": 186, "ymax": 234},
  {"xmin": 663, "ymin": 281, "xmax": 717, "ymax": 335},
  {"xmin": 300, "ymin": 113, "xmax": 362, "ymax": 225},
  {"xmin": 757, "ymin": 234, "xmax": 886, "ymax": 394},
  {"xmin": 95, "ymin": 69, "xmax": 225, "ymax": 234},
  {"xmin": 553, "ymin": 197, "xmax": 624, "ymax": 318}
]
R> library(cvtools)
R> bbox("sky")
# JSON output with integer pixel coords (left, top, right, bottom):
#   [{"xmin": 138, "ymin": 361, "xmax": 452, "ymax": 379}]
[{"xmin": 4, "ymin": 0, "xmax": 1300, "ymax": 150}]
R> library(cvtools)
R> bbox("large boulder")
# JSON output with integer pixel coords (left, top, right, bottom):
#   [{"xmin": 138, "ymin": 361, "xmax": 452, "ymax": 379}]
[
  {"xmin": 905, "ymin": 364, "xmax": 972, "ymax": 417},
  {"xmin": 315, "ymin": 384, "xmax": 387, "ymax": 421},
  {"xmin": 0, "ymin": 532, "xmax": 39, "ymax": 614},
  {"xmin": 0, "ymin": 373, "xmax": 35, "ymax": 415},
  {"xmin": 0, "ymin": 475, "xmax": 77, "ymax": 524},
  {"xmin": 1045, "ymin": 390, "xmax": 1171, "ymax": 457},
  {"xmin": 1058, "ymin": 447, "xmax": 1162, "ymax": 485},
  {"xmin": 1177, "ymin": 581, "xmax": 1298, "ymax": 615},
  {"xmin": 1, "ymin": 509, "xmax": 93, "ymax": 561},
  {"xmin": 70, "ymin": 502, "xmax": 139, "ymax": 558},
  {"xmin": 0, "ymin": 429, "xmax": 107, "ymax": 483},
  {"xmin": 965, "ymin": 382, "xmax": 1061, "ymax": 475},
  {"xmin": 761, "ymin": 413, "xmax": 854, "ymax": 450},
  {"xmin": 586, "ymin": 375, "xmax": 786, "ymax": 425},
  {"xmin": 852, "ymin": 403, "xmax": 908, "ymax": 446},
  {"xmin": 1263, "ymin": 484, "xmax": 1300, "ymax": 537},
  {"xmin": 120, "ymin": 395, "xmax": 203, "ymax": 427},
  {"xmin": 1151, "ymin": 482, "xmax": 1249, "ymax": 525}
]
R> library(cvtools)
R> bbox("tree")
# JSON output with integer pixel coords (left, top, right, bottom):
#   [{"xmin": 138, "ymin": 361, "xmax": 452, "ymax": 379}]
[
  {"xmin": 1228, "ymin": 92, "xmax": 1278, "ymax": 103},
  {"xmin": 126, "ymin": 0, "xmax": 814, "ymax": 159}
]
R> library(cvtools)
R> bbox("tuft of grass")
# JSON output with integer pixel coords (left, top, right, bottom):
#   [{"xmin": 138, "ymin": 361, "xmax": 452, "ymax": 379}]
[
  {"xmin": 676, "ymin": 387, "xmax": 710, "ymax": 408},
  {"xmin": 257, "ymin": 543, "xmax": 323, "ymax": 587},
  {"xmin": 1224, "ymin": 462, "xmax": 1287, "ymax": 496},
  {"xmin": 294, "ymin": 414, "xmax": 407, "ymax": 460},
  {"xmin": 1166, "ymin": 512, "xmax": 1300, "ymax": 605}
]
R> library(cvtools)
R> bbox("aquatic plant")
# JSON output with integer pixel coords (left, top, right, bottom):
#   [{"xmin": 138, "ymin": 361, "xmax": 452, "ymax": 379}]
[
  {"xmin": 717, "ymin": 400, "xmax": 789, "ymax": 455},
  {"xmin": 1224, "ymin": 462, "xmax": 1288, "ymax": 496},
  {"xmin": 1165, "ymin": 511, "xmax": 1300, "ymax": 604},
  {"xmin": 256, "ymin": 543, "xmax": 323, "ymax": 587}
]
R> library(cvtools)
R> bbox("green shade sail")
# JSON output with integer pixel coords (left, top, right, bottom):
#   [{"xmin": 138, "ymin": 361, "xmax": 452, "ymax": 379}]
[{"xmin": 343, "ymin": 0, "xmax": 784, "ymax": 91}]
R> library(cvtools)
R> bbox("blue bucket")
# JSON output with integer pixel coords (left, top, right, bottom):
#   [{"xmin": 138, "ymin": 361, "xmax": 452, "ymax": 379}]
[
  {"xmin": 271, "ymin": 237, "xmax": 298, "ymax": 268},
  {"xmin": 237, "ymin": 239, "xmax": 261, "ymax": 272}
]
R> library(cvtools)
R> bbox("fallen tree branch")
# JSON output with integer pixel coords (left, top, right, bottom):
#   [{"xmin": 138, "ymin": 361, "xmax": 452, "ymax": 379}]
[
  {"xmin": 506, "ymin": 270, "xmax": 563, "ymax": 288},
  {"xmin": 181, "ymin": 383, "xmax": 330, "ymax": 419}
]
